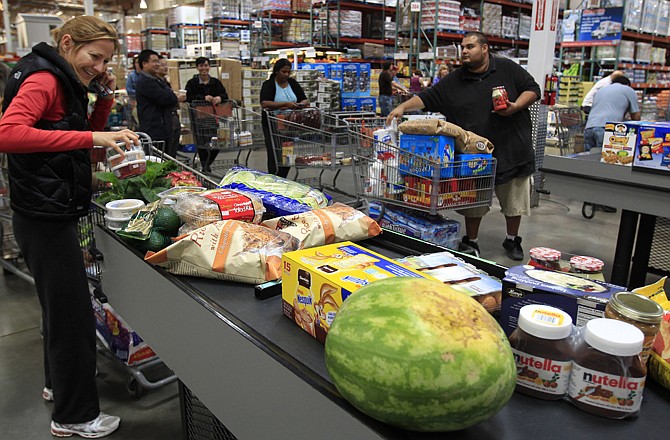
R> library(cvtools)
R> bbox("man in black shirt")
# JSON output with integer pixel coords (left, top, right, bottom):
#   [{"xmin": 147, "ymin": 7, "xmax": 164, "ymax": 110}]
[
  {"xmin": 378, "ymin": 62, "xmax": 394, "ymax": 117},
  {"xmin": 387, "ymin": 32, "xmax": 540, "ymax": 261}
]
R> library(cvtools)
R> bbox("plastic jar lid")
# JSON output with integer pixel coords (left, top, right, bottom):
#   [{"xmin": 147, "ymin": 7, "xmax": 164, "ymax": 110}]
[
  {"xmin": 529, "ymin": 247, "xmax": 561, "ymax": 262},
  {"xmin": 569, "ymin": 255, "xmax": 604, "ymax": 272},
  {"xmin": 608, "ymin": 291, "xmax": 664, "ymax": 324},
  {"xmin": 584, "ymin": 318, "xmax": 644, "ymax": 356},
  {"xmin": 518, "ymin": 304, "xmax": 573, "ymax": 340}
]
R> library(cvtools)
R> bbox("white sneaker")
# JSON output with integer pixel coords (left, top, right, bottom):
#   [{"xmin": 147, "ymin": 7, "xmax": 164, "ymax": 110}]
[
  {"xmin": 50, "ymin": 412, "xmax": 120, "ymax": 438},
  {"xmin": 43, "ymin": 387, "xmax": 53, "ymax": 402}
]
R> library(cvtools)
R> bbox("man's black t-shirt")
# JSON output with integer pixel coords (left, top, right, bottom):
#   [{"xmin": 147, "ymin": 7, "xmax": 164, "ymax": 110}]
[
  {"xmin": 378, "ymin": 70, "xmax": 393, "ymax": 97},
  {"xmin": 418, "ymin": 56, "xmax": 540, "ymax": 184}
]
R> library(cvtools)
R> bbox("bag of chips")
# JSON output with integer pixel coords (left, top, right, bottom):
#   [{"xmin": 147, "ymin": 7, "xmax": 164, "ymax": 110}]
[
  {"xmin": 144, "ymin": 220, "xmax": 299, "ymax": 284},
  {"xmin": 261, "ymin": 203, "xmax": 381, "ymax": 249}
]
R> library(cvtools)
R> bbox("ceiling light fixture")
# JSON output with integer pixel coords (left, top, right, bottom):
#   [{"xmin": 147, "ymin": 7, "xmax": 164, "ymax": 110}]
[{"xmin": 139, "ymin": 0, "xmax": 148, "ymax": 10}]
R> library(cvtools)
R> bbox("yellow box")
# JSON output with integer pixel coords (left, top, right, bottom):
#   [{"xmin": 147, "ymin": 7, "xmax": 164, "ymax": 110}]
[{"xmin": 281, "ymin": 242, "xmax": 430, "ymax": 342}]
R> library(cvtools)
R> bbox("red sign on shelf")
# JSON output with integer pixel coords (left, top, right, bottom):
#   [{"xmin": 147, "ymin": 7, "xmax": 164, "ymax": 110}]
[
  {"xmin": 535, "ymin": 0, "xmax": 546, "ymax": 31},
  {"xmin": 550, "ymin": 0, "xmax": 559, "ymax": 31}
]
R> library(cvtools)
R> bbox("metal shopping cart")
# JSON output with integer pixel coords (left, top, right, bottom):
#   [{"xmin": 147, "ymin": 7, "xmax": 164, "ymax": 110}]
[
  {"xmin": 350, "ymin": 128, "xmax": 497, "ymax": 216},
  {"xmin": 188, "ymin": 100, "xmax": 261, "ymax": 176},
  {"xmin": 264, "ymin": 107, "xmax": 362, "ymax": 206}
]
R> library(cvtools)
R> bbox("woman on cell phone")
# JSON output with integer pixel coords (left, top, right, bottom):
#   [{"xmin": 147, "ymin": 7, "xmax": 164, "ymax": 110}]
[
  {"xmin": 0, "ymin": 15, "xmax": 138, "ymax": 438},
  {"xmin": 260, "ymin": 58, "xmax": 309, "ymax": 178}
]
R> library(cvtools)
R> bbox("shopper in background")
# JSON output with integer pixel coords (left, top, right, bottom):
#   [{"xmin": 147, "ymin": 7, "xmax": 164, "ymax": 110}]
[
  {"xmin": 185, "ymin": 56, "xmax": 229, "ymax": 173},
  {"xmin": 0, "ymin": 15, "xmax": 139, "ymax": 438},
  {"xmin": 433, "ymin": 65, "xmax": 450, "ymax": 85},
  {"xmin": 409, "ymin": 69, "xmax": 424, "ymax": 94},
  {"xmin": 378, "ymin": 62, "xmax": 396, "ymax": 117},
  {"xmin": 387, "ymin": 31, "xmax": 541, "ymax": 261},
  {"xmin": 124, "ymin": 55, "xmax": 140, "ymax": 130},
  {"xmin": 125, "ymin": 55, "xmax": 140, "ymax": 98},
  {"xmin": 136, "ymin": 49, "xmax": 185, "ymax": 155},
  {"xmin": 581, "ymin": 70, "xmax": 625, "ymax": 115},
  {"xmin": 583, "ymin": 76, "xmax": 640, "ymax": 152},
  {"xmin": 260, "ymin": 58, "xmax": 309, "ymax": 178},
  {"xmin": 156, "ymin": 54, "xmax": 181, "ymax": 157}
]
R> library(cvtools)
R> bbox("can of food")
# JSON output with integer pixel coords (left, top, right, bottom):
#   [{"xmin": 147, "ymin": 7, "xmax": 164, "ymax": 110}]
[{"xmin": 492, "ymin": 86, "xmax": 508, "ymax": 111}]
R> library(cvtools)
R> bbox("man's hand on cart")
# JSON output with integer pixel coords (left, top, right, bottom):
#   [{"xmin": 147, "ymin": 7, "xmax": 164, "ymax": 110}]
[{"xmin": 92, "ymin": 129, "xmax": 140, "ymax": 156}]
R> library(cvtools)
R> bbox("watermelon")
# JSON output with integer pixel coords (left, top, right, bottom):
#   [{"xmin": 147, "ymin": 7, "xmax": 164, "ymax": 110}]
[{"xmin": 324, "ymin": 277, "xmax": 516, "ymax": 432}]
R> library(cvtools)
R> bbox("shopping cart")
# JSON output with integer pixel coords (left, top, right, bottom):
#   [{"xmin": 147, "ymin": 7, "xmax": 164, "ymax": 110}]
[
  {"xmin": 350, "ymin": 129, "xmax": 497, "ymax": 216},
  {"xmin": 188, "ymin": 100, "xmax": 260, "ymax": 175},
  {"xmin": 264, "ymin": 107, "xmax": 362, "ymax": 206}
]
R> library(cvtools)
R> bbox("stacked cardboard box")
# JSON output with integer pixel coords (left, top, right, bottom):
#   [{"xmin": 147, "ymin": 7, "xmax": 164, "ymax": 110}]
[
  {"xmin": 481, "ymin": 2, "xmax": 503, "ymax": 37},
  {"xmin": 316, "ymin": 79, "xmax": 341, "ymax": 111},
  {"xmin": 218, "ymin": 58, "xmax": 242, "ymax": 102},
  {"xmin": 241, "ymin": 68, "xmax": 268, "ymax": 110}
]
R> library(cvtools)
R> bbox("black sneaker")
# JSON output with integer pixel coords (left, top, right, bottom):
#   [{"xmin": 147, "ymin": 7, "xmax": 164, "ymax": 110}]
[
  {"xmin": 502, "ymin": 236, "xmax": 524, "ymax": 261},
  {"xmin": 458, "ymin": 236, "xmax": 480, "ymax": 258}
]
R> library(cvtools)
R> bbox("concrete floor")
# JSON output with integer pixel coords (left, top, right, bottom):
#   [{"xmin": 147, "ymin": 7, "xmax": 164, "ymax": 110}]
[{"xmin": 0, "ymin": 147, "xmax": 637, "ymax": 439}]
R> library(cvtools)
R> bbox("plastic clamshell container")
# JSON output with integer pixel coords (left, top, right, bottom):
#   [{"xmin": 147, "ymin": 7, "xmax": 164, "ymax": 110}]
[
  {"xmin": 112, "ymin": 159, "xmax": 147, "ymax": 179},
  {"xmin": 107, "ymin": 148, "xmax": 145, "ymax": 168},
  {"xmin": 105, "ymin": 199, "xmax": 145, "ymax": 219}
]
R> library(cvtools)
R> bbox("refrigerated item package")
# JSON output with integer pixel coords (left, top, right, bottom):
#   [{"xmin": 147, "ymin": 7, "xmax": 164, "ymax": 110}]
[
  {"xmin": 397, "ymin": 251, "xmax": 502, "ymax": 313},
  {"xmin": 144, "ymin": 220, "xmax": 299, "ymax": 284},
  {"xmin": 218, "ymin": 167, "xmax": 331, "ymax": 217},
  {"xmin": 261, "ymin": 203, "xmax": 381, "ymax": 249}
]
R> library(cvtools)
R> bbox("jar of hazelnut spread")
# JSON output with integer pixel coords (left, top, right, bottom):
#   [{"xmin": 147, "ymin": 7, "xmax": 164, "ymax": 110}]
[
  {"xmin": 508, "ymin": 305, "xmax": 573, "ymax": 400},
  {"xmin": 605, "ymin": 291, "xmax": 663, "ymax": 363},
  {"xmin": 568, "ymin": 318, "xmax": 646, "ymax": 419}
]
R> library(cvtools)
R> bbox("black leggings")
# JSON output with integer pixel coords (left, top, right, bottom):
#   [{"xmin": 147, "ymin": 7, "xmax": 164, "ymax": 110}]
[{"xmin": 13, "ymin": 212, "xmax": 100, "ymax": 424}]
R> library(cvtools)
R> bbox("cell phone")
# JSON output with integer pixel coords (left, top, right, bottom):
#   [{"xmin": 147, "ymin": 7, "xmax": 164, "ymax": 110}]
[{"xmin": 89, "ymin": 79, "xmax": 113, "ymax": 97}]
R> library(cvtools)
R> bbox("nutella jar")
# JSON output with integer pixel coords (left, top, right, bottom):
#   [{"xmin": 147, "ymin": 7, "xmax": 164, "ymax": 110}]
[
  {"xmin": 605, "ymin": 291, "xmax": 663, "ymax": 363},
  {"xmin": 528, "ymin": 247, "xmax": 562, "ymax": 271},
  {"xmin": 569, "ymin": 255, "xmax": 605, "ymax": 281},
  {"xmin": 568, "ymin": 318, "xmax": 646, "ymax": 419},
  {"xmin": 509, "ymin": 305, "xmax": 573, "ymax": 400}
]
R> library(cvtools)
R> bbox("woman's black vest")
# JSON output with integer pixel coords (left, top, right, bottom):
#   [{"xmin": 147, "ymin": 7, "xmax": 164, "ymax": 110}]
[{"xmin": 2, "ymin": 42, "xmax": 92, "ymax": 220}]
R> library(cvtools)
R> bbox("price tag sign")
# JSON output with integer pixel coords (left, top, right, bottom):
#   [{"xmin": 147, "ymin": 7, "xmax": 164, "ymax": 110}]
[
  {"xmin": 410, "ymin": 2, "xmax": 421, "ymax": 12},
  {"xmin": 253, "ymin": 20, "xmax": 262, "ymax": 29},
  {"xmin": 169, "ymin": 32, "xmax": 176, "ymax": 38}
]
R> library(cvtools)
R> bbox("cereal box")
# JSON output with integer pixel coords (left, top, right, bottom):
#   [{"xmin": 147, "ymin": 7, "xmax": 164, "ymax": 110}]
[
  {"xmin": 600, "ymin": 121, "xmax": 644, "ymax": 166},
  {"xmin": 282, "ymin": 242, "xmax": 431, "ymax": 342}
]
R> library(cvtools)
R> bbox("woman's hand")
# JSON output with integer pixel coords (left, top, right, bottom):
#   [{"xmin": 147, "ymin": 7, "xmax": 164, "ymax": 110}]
[
  {"xmin": 212, "ymin": 96, "xmax": 222, "ymax": 105},
  {"xmin": 283, "ymin": 102, "xmax": 299, "ymax": 109},
  {"xmin": 99, "ymin": 69, "xmax": 116, "ymax": 101},
  {"xmin": 92, "ymin": 129, "xmax": 140, "ymax": 156}
]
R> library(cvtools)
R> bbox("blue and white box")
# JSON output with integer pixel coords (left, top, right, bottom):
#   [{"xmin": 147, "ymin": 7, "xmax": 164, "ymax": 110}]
[{"xmin": 399, "ymin": 134, "xmax": 455, "ymax": 178}]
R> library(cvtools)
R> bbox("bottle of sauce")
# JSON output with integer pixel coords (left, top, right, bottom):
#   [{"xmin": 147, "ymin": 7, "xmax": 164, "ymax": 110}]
[
  {"xmin": 568, "ymin": 318, "xmax": 646, "ymax": 419},
  {"xmin": 508, "ymin": 304, "xmax": 573, "ymax": 400},
  {"xmin": 528, "ymin": 247, "xmax": 562, "ymax": 271},
  {"xmin": 605, "ymin": 291, "xmax": 664, "ymax": 363},
  {"xmin": 569, "ymin": 255, "xmax": 605, "ymax": 281}
]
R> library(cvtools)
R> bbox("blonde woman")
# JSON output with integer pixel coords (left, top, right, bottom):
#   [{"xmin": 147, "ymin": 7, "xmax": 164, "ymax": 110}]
[{"xmin": 0, "ymin": 16, "xmax": 138, "ymax": 438}]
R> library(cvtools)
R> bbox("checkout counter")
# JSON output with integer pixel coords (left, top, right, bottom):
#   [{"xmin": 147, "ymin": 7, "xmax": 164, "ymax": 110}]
[
  {"xmin": 95, "ymin": 227, "xmax": 669, "ymax": 440},
  {"xmin": 541, "ymin": 153, "xmax": 670, "ymax": 288}
]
